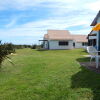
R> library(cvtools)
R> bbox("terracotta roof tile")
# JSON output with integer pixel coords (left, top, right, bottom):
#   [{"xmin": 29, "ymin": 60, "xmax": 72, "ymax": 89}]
[
  {"xmin": 72, "ymin": 35, "xmax": 88, "ymax": 42},
  {"xmin": 44, "ymin": 30, "xmax": 73, "ymax": 40},
  {"xmin": 44, "ymin": 30, "xmax": 88, "ymax": 42},
  {"xmin": 44, "ymin": 34, "xmax": 48, "ymax": 39}
]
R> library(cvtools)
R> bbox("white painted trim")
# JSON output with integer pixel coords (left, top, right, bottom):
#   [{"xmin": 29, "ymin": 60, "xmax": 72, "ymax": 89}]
[{"xmin": 89, "ymin": 36, "xmax": 97, "ymax": 39}]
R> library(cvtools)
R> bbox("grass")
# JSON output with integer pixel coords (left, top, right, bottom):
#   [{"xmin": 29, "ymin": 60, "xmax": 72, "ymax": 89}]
[{"xmin": 0, "ymin": 48, "xmax": 100, "ymax": 100}]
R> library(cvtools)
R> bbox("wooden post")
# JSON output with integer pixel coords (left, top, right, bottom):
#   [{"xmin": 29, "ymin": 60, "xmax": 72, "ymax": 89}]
[
  {"xmin": 96, "ymin": 30, "xmax": 100, "ymax": 68},
  {"xmin": 48, "ymin": 41, "xmax": 49, "ymax": 50},
  {"xmin": 98, "ymin": 30, "xmax": 100, "ymax": 55}
]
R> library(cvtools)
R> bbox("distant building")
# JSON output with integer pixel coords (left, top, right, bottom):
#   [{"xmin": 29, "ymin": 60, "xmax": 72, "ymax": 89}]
[{"xmin": 42, "ymin": 30, "xmax": 88, "ymax": 50}]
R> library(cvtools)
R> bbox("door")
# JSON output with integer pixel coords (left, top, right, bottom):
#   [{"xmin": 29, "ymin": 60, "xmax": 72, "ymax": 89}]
[{"xmin": 73, "ymin": 42, "xmax": 75, "ymax": 48}]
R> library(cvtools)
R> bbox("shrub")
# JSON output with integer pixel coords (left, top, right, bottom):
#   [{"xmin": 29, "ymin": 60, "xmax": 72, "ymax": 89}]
[
  {"xmin": 14, "ymin": 45, "xmax": 32, "ymax": 49},
  {"xmin": 4, "ymin": 43, "xmax": 15, "ymax": 54},
  {"xmin": 0, "ymin": 41, "xmax": 14, "ymax": 68},
  {"xmin": 31, "ymin": 44, "xmax": 37, "ymax": 49}
]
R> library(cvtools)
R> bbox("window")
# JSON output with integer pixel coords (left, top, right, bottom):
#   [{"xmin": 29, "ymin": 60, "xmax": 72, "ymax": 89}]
[
  {"xmin": 88, "ymin": 40, "xmax": 92, "ymax": 46},
  {"xmin": 59, "ymin": 41, "xmax": 69, "ymax": 46},
  {"xmin": 82, "ymin": 42, "xmax": 88, "ymax": 46},
  {"xmin": 73, "ymin": 43, "xmax": 75, "ymax": 47},
  {"xmin": 82, "ymin": 42, "xmax": 85, "ymax": 46}
]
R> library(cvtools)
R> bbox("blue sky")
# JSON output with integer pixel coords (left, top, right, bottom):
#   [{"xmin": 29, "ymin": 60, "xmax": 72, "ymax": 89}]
[{"xmin": 0, "ymin": 0, "xmax": 99, "ymax": 44}]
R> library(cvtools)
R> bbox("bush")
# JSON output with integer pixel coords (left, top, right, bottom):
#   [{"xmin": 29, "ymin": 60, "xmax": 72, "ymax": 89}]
[
  {"xmin": 4, "ymin": 43, "xmax": 15, "ymax": 54},
  {"xmin": 14, "ymin": 45, "xmax": 32, "ymax": 49},
  {"xmin": 0, "ymin": 41, "xmax": 14, "ymax": 68},
  {"xmin": 31, "ymin": 44, "xmax": 37, "ymax": 49}
]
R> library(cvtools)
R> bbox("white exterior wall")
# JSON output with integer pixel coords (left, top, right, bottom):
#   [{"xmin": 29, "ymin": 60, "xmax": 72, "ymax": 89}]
[
  {"xmin": 49, "ymin": 40, "xmax": 73, "ymax": 50},
  {"xmin": 74, "ymin": 42, "xmax": 83, "ymax": 48},
  {"xmin": 43, "ymin": 40, "xmax": 87, "ymax": 50},
  {"xmin": 91, "ymin": 31, "xmax": 98, "ymax": 35},
  {"xmin": 89, "ymin": 36, "xmax": 97, "ymax": 39}
]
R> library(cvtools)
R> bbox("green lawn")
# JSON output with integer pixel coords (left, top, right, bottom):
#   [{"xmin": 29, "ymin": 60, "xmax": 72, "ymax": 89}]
[{"xmin": 0, "ymin": 48, "xmax": 100, "ymax": 100}]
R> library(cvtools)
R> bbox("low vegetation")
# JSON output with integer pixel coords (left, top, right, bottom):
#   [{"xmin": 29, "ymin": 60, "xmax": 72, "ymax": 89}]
[
  {"xmin": 14, "ymin": 44, "xmax": 32, "ymax": 49},
  {"xmin": 0, "ymin": 42, "xmax": 15, "ymax": 68},
  {"xmin": 0, "ymin": 48, "xmax": 100, "ymax": 100},
  {"xmin": 31, "ymin": 44, "xmax": 37, "ymax": 49}
]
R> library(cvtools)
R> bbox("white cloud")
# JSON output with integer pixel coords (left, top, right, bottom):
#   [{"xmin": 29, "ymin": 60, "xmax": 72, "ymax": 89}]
[
  {"xmin": 5, "ymin": 18, "xmax": 17, "ymax": 28},
  {"xmin": 70, "ymin": 28, "xmax": 91, "ymax": 35},
  {"xmin": 0, "ymin": 0, "xmax": 97, "ymax": 12},
  {"xmin": 86, "ymin": 0, "xmax": 100, "ymax": 11},
  {"xmin": 0, "ymin": 0, "xmax": 86, "ymax": 10},
  {"xmin": 0, "ymin": 0, "xmax": 42, "ymax": 10},
  {"xmin": 0, "ymin": 0, "xmax": 98, "ymax": 44},
  {"xmin": 1, "ymin": 16, "xmax": 90, "ymax": 38}
]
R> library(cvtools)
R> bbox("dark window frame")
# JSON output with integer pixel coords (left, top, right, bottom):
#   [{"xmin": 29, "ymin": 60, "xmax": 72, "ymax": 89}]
[
  {"xmin": 82, "ymin": 42, "xmax": 85, "ymax": 46},
  {"xmin": 59, "ymin": 41, "xmax": 69, "ymax": 46},
  {"xmin": 82, "ymin": 42, "xmax": 88, "ymax": 46}
]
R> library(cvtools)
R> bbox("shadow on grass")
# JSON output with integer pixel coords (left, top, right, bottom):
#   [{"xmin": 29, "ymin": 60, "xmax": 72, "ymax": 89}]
[
  {"xmin": 77, "ymin": 57, "xmax": 90, "ymax": 62},
  {"xmin": 71, "ymin": 57, "xmax": 100, "ymax": 100},
  {"xmin": 81, "ymin": 49, "xmax": 87, "ymax": 53}
]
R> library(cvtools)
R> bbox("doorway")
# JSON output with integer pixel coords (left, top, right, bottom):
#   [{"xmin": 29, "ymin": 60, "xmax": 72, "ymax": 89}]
[{"xmin": 73, "ymin": 42, "xmax": 75, "ymax": 48}]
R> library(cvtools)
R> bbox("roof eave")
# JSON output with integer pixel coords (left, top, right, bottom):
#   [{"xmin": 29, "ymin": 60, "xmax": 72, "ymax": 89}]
[
  {"xmin": 90, "ymin": 11, "xmax": 100, "ymax": 26},
  {"xmin": 49, "ymin": 39, "xmax": 73, "ymax": 41},
  {"xmin": 90, "ymin": 21, "xmax": 97, "ymax": 26},
  {"xmin": 76, "ymin": 41, "xmax": 88, "ymax": 43}
]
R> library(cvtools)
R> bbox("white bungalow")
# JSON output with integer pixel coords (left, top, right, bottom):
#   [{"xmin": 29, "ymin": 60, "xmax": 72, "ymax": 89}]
[{"xmin": 42, "ymin": 30, "xmax": 88, "ymax": 50}]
